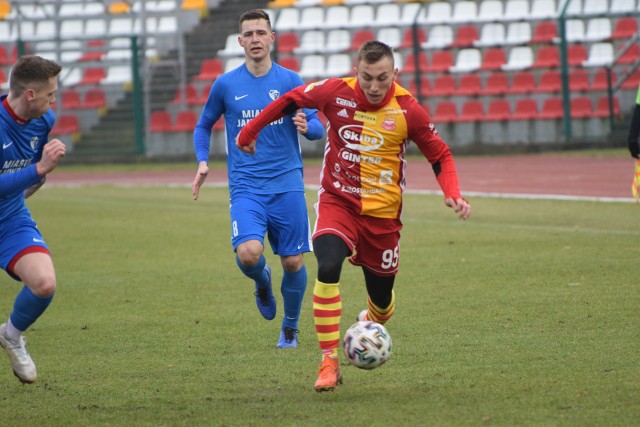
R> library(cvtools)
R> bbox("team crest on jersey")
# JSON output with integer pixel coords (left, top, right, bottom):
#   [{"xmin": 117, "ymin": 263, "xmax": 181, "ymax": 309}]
[
  {"xmin": 380, "ymin": 170, "xmax": 393, "ymax": 185},
  {"xmin": 382, "ymin": 115, "xmax": 396, "ymax": 131},
  {"xmin": 269, "ymin": 90, "xmax": 280, "ymax": 101},
  {"xmin": 30, "ymin": 137, "xmax": 39, "ymax": 150}
]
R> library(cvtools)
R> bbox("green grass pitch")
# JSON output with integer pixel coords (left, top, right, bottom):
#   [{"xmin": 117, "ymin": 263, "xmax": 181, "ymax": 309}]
[{"xmin": 0, "ymin": 183, "xmax": 638, "ymax": 426}]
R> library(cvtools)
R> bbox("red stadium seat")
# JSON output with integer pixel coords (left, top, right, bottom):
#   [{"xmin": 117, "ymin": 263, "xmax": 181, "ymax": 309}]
[
  {"xmin": 82, "ymin": 87, "xmax": 107, "ymax": 109},
  {"xmin": 532, "ymin": 45, "xmax": 559, "ymax": 68},
  {"xmin": 479, "ymin": 48, "xmax": 507, "ymax": 71},
  {"xmin": 594, "ymin": 95, "xmax": 621, "ymax": 118},
  {"xmin": 199, "ymin": 83, "xmax": 212, "ymax": 104},
  {"xmin": 481, "ymin": 71, "xmax": 509, "ymax": 95},
  {"xmin": 539, "ymin": 97, "xmax": 563, "ymax": 119},
  {"xmin": 279, "ymin": 56, "xmax": 300, "ymax": 72},
  {"xmin": 567, "ymin": 44, "xmax": 587, "ymax": 67},
  {"xmin": 485, "ymin": 99, "xmax": 512, "ymax": 121},
  {"xmin": 150, "ymin": 110, "xmax": 172, "ymax": 133},
  {"xmin": 451, "ymin": 25, "xmax": 478, "ymax": 48},
  {"xmin": 171, "ymin": 84, "xmax": 199, "ymax": 106},
  {"xmin": 78, "ymin": 67, "xmax": 106, "ymax": 85},
  {"xmin": 570, "ymin": 96, "xmax": 593, "ymax": 119},
  {"xmin": 458, "ymin": 100, "xmax": 485, "ymax": 122},
  {"xmin": 433, "ymin": 101, "xmax": 458, "ymax": 123},
  {"xmin": 0, "ymin": 69, "xmax": 6, "ymax": 85},
  {"xmin": 170, "ymin": 110, "xmax": 198, "ymax": 132},
  {"xmin": 431, "ymin": 74, "xmax": 456, "ymax": 97},
  {"xmin": 621, "ymin": 69, "xmax": 640, "ymax": 90},
  {"xmin": 400, "ymin": 52, "xmax": 429, "ymax": 74},
  {"xmin": 349, "ymin": 29, "xmax": 375, "ymax": 51},
  {"xmin": 537, "ymin": 70, "xmax": 561, "ymax": 93},
  {"xmin": 78, "ymin": 39, "xmax": 106, "ymax": 62},
  {"xmin": 568, "ymin": 68, "xmax": 589, "ymax": 92},
  {"xmin": 399, "ymin": 27, "xmax": 426, "ymax": 50},
  {"xmin": 276, "ymin": 32, "xmax": 299, "ymax": 54},
  {"xmin": 60, "ymin": 89, "xmax": 82, "ymax": 109},
  {"xmin": 407, "ymin": 77, "xmax": 431, "ymax": 97},
  {"xmin": 0, "ymin": 45, "xmax": 10, "ymax": 66},
  {"xmin": 531, "ymin": 21, "xmax": 557, "ymax": 44},
  {"xmin": 50, "ymin": 114, "xmax": 80, "ymax": 135},
  {"xmin": 513, "ymin": 98, "xmax": 539, "ymax": 120},
  {"xmin": 618, "ymin": 44, "xmax": 640, "ymax": 65},
  {"xmin": 456, "ymin": 73, "xmax": 482, "ymax": 96},
  {"xmin": 508, "ymin": 71, "xmax": 535, "ymax": 94},
  {"xmin": 193, "ymin": 58, "xmax": 223, "ymax": 82},
  {"xmin": 592, "ymin": 68, "xmax": 617, "ymax": 91},
  {"xmin": 611, "ymin": 17, "xmax": 638, "ymax": 40},
  {"xmin": 424, "ymin": 51, "xmax": 453, "ymax": 73}
]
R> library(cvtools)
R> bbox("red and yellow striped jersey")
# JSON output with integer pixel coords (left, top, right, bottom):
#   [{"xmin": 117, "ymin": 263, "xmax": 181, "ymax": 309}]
[{"xmin": 239, "ymin": 77, "xmax": 462, "ymax": 219}]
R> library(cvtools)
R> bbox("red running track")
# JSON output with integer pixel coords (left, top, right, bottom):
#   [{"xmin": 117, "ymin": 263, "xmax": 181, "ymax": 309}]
[{"xmin": 47, "ymin": 154, "xmax": 636, "ymax": 201}]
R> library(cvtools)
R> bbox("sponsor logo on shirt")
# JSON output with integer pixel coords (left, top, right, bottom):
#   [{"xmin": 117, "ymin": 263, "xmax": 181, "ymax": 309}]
[
  {"xmin": 234, "ymin": 94, "xmax": 248, "ymax": 100},
  {"xmin": 337, "ymin": 108, "xmax": 349, "ymax": 118},
  {"xmin": 336, "ymin": 97, "xmax": 357, "ymax": 108},
  {"xmin": 338, "ymin": 125, "xmax": 384, "ymax": 152},
  {"xmin": 354, "ymin": 111, "xmax": 376, "ymax": 124}
]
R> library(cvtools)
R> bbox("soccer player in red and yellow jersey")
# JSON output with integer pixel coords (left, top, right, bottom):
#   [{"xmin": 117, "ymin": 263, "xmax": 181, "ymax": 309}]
[{"xmin": 237, "ymin": 40, "xmax": 471, "ymax": 392}]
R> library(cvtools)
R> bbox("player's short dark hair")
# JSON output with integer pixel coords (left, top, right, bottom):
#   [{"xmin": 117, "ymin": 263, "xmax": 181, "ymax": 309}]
[
  {"xmin": 239, "ymin": 9, "xmax": 271, "ymax": 33},
  {"xmin": 356, "ymin": 41, "xmax": 395, "ymax": 68},
  {"xmin": 9, "ymin": 55, "xmax": 62, "ymax": 97}
]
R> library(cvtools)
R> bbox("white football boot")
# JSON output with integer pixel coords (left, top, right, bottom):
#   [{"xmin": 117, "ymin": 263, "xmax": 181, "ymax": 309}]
[{"xmin": 0, "ymin": 323, "xmax": 37, "ymax": 383}]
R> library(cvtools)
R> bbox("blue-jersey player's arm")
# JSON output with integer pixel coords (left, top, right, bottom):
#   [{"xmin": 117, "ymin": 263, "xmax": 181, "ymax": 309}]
[{"xmin": 0, "ymin": 165, "xmax": 41, "ymax": 198}]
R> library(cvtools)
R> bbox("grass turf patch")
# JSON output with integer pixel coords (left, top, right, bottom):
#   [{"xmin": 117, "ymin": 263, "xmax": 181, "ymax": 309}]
[{"xmin": 0, "ymin": 185, "xmax": 637, "ymax": 426}]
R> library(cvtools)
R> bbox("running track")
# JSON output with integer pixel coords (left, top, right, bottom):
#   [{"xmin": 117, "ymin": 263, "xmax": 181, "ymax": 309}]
[{"xmin": 48, "ymin": 154, "xmax": 637, "ymax": 202}]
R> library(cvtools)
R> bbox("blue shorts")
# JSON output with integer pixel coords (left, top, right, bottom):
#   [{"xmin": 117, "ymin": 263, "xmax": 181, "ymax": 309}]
[
  {"xmin": 0, "ymin": 215, "xmax": 49, "ymax": 281},
  {"xmin": 229, "ymin": 191, "xmax": 312, "ymax": 256}
]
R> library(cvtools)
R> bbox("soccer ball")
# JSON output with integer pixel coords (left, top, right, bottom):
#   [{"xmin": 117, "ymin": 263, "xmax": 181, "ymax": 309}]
[{"xmin": 343, "ymin": 321, "xmax": 392, "ymax": 370}]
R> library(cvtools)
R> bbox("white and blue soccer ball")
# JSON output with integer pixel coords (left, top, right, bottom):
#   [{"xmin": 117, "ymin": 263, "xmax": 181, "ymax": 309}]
[{"xmin": 343, "ymin": 321, "xmax": 392, "ymax": 370}]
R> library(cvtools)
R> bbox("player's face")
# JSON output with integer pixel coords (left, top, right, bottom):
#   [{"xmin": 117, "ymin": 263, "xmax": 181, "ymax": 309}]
[
  {"xmin": 26, "ymin": 76, "xmax": 57, "ymax": 119},
  {"xmin": 355, "ymin": 56, "xmax": 397, "ymax": 105},
  {"xmin": 239, "ymin": 19, "xmax": 274, "ymax": 62}
]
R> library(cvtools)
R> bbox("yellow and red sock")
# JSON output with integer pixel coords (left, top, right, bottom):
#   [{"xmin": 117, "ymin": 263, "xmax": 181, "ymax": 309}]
[
  {"xmin": 366, "ymin": 291, "xmax": 395, "ymax": 325},
  {"xmin": 313, "ymin": 280, "xmax": 341, "ymax": 358}
]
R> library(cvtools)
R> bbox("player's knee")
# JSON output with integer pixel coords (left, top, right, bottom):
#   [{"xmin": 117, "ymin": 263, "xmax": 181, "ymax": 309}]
[
  {"xmin": 236, "ymin": 242, "xmax": 263, "ymax": 267},
  {"xmin": 281, "ymin": 254, "xmax": 304, "ymax": 273},
  {"xmin": 316, "ymin": 257, "xmax": 343, "ymax": 283},
  {"xmin": 31, "ymin": 274, "xmax": 56, "ymax": 298}
]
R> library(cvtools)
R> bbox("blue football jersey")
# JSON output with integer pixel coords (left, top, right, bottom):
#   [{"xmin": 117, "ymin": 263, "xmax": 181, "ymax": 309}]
[
  {"xmin": 193, "ymin": 62, "xmax": 323, "ymax": 196},
  {"xmin": 0, "ymin": 95, "xmax": 53, "ymax": 226}
]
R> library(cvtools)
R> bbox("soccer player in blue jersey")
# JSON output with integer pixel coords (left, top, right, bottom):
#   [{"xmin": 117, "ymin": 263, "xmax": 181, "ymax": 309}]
[
  {"xmin": 191, "ymin": 9, "xmax": 324, "ymax": 348},
  {"xmin": 0, "ymin": 55, "xmax": 66, "ymax": 383}
]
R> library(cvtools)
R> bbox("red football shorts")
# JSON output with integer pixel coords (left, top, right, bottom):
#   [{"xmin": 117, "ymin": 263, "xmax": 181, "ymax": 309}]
[{"xmin": 313, "ymin": 194, "xmax": 402, "ymax": 277}]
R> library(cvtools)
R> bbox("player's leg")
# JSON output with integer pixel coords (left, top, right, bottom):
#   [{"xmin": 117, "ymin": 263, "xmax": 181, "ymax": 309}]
[
  {"xmin": 230, "ymin": 195, "xmax": 275, "ymax": 320},
  {"xmin": 351, "ymin": 221, "xmax": 400, "ymax": 325},
  {"xmin": 0, "ymin": 243, "xmax": 56, "ymax": 384},
  {"xmin": 312, "ymin": 233, "xmax": 351, "ymax": 391},
  {"xmin": 359, "ymin": 269, "xmax": 396, "ymax": 325},
  {"xmin": 266, "ymin": 191, "xmax": 311, "ymax": 348}
]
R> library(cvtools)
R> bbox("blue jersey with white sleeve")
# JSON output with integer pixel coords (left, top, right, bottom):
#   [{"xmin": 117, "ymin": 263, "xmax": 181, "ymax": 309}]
[
  {"xmin": 193, "ymin": 62, "xmax": 323, "ymax": 196},
  {"xmin": 0, "ymin": 95, "xmax": 52, "ymax": 226}
]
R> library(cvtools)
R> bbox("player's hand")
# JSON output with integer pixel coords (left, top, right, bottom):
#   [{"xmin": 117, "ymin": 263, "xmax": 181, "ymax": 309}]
[
  {"xmin": 292, "ymin": 110, "xmax": 308, "ymax": 135},
  {"xmin": 36, "ymin": 138, "xmax": 66, "ymax": 176},
  {"xmin": 235, "ymin": 134, "xmax": 256, "ymax": 155},
  {"xmin": 192, "ymin": 161, "xmax": 209, "ymax": 200},
  {"xmin": 445, "ymin": 197, "xmax": 471, "ymax": 220}
]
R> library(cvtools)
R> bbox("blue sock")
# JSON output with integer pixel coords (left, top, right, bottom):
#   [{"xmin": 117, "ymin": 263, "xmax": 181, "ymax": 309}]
[
  {"xmin": 10, "ymin": 286, "xmax": 54, "ymax": 332},
  {"xmin": 236, "ymin": 254, "xmax": 269, "ymax": 288},
  {"xmin": 281, "ymin": 266, "xmax": 307, "ymax": 330}
]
